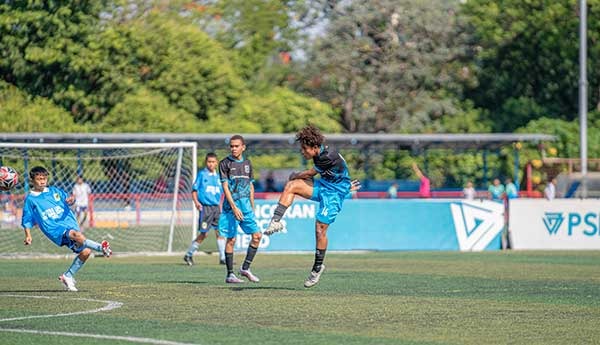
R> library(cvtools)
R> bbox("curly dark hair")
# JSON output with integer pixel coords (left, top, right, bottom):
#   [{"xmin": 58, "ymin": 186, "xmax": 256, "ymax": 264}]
[{"xmin": 295, "ymin": 124, "xmax": 324, "ymax": 147}]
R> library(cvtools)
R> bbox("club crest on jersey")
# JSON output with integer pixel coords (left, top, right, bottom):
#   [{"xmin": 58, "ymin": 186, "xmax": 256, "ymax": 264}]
[{"xmin": 53, "ymin": 193, "xmax": 61, "ymax": 201}]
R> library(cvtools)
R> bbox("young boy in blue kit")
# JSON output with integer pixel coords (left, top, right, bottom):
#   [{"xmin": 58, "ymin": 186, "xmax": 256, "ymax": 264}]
[{"xmin": 22, "ymin": 166, "xmax": 111, "ymax": 292}]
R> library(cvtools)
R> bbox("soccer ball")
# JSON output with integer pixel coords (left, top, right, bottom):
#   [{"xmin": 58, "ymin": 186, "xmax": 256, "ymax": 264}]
[{"xmin": 0, "ymin": 166, "xmax": 19, "ymax": 191}]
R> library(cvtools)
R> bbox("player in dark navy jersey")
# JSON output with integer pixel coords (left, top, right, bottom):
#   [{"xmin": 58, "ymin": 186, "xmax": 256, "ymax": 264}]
[
  {"xmin": 264, "ymin": 125, "xmax": 360, "ymax": 287},
  {"xmin": 218, "ymin": 135, "xmax": 262, "ymax": 284}
]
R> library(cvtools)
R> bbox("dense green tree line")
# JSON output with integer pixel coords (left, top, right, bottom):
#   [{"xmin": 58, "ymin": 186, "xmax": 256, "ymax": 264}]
[{"xmin": 1, "ymin": 0, "xmax": 598, "ymax": 186}]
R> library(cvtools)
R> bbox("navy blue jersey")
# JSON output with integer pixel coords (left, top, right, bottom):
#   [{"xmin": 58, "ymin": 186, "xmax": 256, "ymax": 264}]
[
  {"xmin": 219, "ymin": 155, "xmax": 254, "ymax": 213},
  {"xmin": 313, "ymin": 146, "xmax": 351, "ymax": 194}
]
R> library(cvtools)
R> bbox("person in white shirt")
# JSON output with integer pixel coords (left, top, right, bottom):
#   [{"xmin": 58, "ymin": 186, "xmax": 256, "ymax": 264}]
[
  {"xmin": 544, "ymin": 178, "xmax": 557, "ymax": 200},
  {"xmin": 72, "ymin": 176, "xmax": 92, "ymax": 228},
  {"xmin": 463, "ymin": 181, "xmax": 476, "ymax": 200}
]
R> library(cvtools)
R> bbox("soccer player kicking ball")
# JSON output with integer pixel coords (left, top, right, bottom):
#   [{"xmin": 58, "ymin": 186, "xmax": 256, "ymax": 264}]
[
  {"xmin": 22, "ymin": 166, "xmax": 112, "ymax": 292},
  {"xmin": 218, "ymin": 135, "xmax": 262, "ymax": 284},
  {"xmin": 264, "ymin": 125, "xmax": 361, "ymax": 288}
]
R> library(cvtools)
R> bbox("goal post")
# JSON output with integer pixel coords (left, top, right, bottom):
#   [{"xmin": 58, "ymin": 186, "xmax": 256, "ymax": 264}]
[{"xmin": 0, "ymin": 142, "xmax": 197, "ymax": 256}]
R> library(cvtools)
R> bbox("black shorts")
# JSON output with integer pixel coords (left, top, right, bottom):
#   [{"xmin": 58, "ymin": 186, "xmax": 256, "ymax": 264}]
[{"xmin": 199, "ymin": 205, "xmax": 220, "ymax": 233}]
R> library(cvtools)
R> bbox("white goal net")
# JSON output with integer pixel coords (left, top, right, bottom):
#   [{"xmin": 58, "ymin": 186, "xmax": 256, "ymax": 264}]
[{"xmin": 0, "ymin": 142, "xmax": 197, "ymax": 256}]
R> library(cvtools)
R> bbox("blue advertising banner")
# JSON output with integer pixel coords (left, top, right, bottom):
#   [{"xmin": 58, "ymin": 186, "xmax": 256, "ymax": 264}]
[{"xmin": 234, "ymin": 199, "xmax": 505, "ymax": 252}]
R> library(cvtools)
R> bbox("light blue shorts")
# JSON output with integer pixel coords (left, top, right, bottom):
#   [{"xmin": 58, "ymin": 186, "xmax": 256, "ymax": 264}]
[
  {"xmin": 218, "ymin": 210, "xmax": 260, "ymax": 239},
  {"xmin": 311, "ymin": 179, "xmax": 345, "ymax": 225}
]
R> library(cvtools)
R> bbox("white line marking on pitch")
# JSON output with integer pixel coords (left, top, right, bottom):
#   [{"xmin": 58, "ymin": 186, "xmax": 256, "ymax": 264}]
[
  {"xmin": 0, "ymin": 294, "xmax": 122, "ymax": 322},
  {"xmin": 0, "ymin": 329, "xmax": 199, "ymax": 345},
  {"xmin": 0, "ymin": 294, "xmax": 200, "ymax": 345}
]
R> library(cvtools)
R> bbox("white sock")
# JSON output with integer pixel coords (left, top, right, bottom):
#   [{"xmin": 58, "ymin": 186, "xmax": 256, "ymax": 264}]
[
  {"xmin": 186, "ymin": 241, "xmax": 199, "ymax": 257},
  {"xmin": 217, "ymin": 238, "xmax": 226, "ymax": 261}
]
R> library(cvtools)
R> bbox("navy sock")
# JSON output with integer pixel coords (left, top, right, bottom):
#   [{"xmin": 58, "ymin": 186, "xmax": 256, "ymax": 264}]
[
  {"xmin": 272, "ymin": 203, "xmax": 288, "ymax": 222},
  {"xmin": 312, "ymin": 248, "xmax": 326, "ymax": 273},
  {"xmin": 242, "ymin": 245, "xmax": 258, "ymax": 271},
  {"xmin": 225, "ymin": 252, "xmax": 234, "ymax": 275}
]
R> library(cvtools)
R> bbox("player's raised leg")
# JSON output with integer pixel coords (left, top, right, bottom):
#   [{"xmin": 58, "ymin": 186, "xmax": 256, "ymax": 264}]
[
  {"xmin": 69, "ymin": 229, "xmax": 111, "ymax": 258},
  {"xmin": 264, "ymin": 178, "xmax": 314, "ymax": 235}
]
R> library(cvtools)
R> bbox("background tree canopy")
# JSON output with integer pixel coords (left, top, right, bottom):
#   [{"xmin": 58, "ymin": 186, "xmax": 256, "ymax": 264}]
[{"xmin": 0, "ymin": 0, "xmax": 596, "ymax": 185}]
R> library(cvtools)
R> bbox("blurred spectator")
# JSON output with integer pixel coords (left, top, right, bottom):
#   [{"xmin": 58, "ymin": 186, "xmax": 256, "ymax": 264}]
[
  {"xmin": 388, "ymin": 182, "xmax": 398, "ymax": 199},
  {"xmin": 463, "ymin": 181, "xmax": 476, "ymax": 200},
  {"xmin": 265, "ymin": 170, "xmax": 277, "ymax": 192},
  {"xmin": 412, "ymin": 163, "xmax": 431, "ymax": 198},
  {"xmin": 544, "ymin": 178, "xmax": 557, "ymax": 200},
  {"xmin": 72, "ymin": 176, "xmax": 92, "ymax": 229},
  {"xmin": 504, "ymin": 178, "xmax": 518, "ymax": 199},
  {"xmin": 155, "ymin": 174, "xmax": 167, "ymax": 194},
  {"xmin": 488, "ymin": 178, "xmax": 504, "ymax": 200}
]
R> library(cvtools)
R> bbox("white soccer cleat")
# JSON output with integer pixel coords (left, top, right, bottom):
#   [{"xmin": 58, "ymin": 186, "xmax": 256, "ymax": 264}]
[
  {"xmin": 225, "ymin": 273, "xmax": 244, "ymax": 284},
  {"xmin": 304, "ymin": 265, "xmax": 325, "ymax": 288},
  {"xmin": 264, "ymin": 220, "xmax": 284, "ymax": 236},
  {"xmin": 101, "ymin": 240, "xmax": 112, "ymax": 258},
  {"xmin": 59, "ymin": 274, "xmax": 78, "ymax": 292},
  {"xmin": 239, "ymin": 268, "xmax": 260, "ymax": 283}
]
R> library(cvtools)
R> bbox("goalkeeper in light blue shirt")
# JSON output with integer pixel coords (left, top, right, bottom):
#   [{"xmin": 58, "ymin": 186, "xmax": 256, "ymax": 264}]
[{"xmin": 21, "ymin": 166, "xmax": 112, "ymax": 292}]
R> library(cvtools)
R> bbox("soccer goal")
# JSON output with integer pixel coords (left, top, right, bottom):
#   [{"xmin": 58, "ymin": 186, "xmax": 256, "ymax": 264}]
[{"xmin": 0, "ymin": 142, "xmax": 197, "ymax": 256}]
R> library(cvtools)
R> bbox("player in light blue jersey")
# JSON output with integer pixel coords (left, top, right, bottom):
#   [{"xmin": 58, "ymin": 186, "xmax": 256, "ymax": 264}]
[
  {"xmin": 264, "ymin": 125, "xmax": 360, "ymax": 288},
  {"xmin": 218, "ymin": 135, "xmax": 262, "ymax": 284},
  {"xmin": 183, "ymin": 153, "xmax": 226, "ymax": 266},
  {"xmin": 22, "ymin": 166, "xmax": 112, "ymax": 292}
]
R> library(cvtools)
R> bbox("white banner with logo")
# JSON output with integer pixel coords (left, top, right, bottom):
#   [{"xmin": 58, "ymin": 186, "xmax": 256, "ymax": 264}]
[{"xmin": 509, "ymin": 199, "xmax": 600, "ymax": 249}]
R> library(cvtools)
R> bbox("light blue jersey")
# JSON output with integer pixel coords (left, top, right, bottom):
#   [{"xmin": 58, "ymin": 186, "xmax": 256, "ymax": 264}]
[
  {"xmin": 21, "ymin": 186, "xmax": 80, "ymax": 246},
  {"xmin": 192, "ymin": 168, "xmax": 222, "ymax": 206}
]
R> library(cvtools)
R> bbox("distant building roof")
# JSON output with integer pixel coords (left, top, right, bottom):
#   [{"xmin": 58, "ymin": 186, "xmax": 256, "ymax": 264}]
[{"xmin": 0, "ymin": 132, "xmax": 555, "ymax": 150}]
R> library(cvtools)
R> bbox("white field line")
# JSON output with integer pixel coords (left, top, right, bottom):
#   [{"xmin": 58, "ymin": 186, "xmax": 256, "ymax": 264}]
[
  {"xmin": 0, "ymin": 295, "xmax": 122, "ymax": 322},
  {"xmin": 0, "ymin": 294, "xmax": 200, "ymax": 345},
  {"xmin": 0, "ymin": 329, "xmax": 199, "ymax": 345}
]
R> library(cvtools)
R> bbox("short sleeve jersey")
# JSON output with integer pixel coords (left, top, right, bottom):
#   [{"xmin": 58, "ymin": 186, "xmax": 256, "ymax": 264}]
[
  {"xmin": 192, "ymin": 168, "xmax": 223, "ymax": 206},
  {"xmin": 313, "ymin": 146, "xmax": 351, "ymax": 195},
  {"xmin": 219, "ymin": 155, "xmax": 254, "ymax": 213},
  {"xmin": 21, "ymin": 186, "xmax": 79, "ymax": 246}
]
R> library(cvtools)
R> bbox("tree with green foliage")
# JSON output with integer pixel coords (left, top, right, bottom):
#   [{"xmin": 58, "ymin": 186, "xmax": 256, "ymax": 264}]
[
  {"xmin": 99, "ymin": 88, "xmax": 202, "ymax": 132},
  {"xmin": 0, "ymin": 1, "xmax": 106, "ymax": 120},
  {"xmin": 0, "ymin": 81, "xmax": 85, "ymax": 132},
  {"xmin": 463, "ymin": 0, "xmax": 600, "ymax": 132},
  {"xmin": 297, "ymin": 0, "xmax": 478, "ymax": 133}
]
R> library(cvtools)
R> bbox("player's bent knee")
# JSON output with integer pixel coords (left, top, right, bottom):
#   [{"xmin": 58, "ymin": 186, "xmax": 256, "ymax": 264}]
[{"xmin": 79, "ymin": 248, "xmax": 92, "ymax": 261}]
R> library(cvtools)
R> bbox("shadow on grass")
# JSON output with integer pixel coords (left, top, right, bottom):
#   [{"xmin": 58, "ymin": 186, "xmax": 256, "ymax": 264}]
[
  {"xmin": 0, "ymin": 289, "xmax": 65, "ymax": 293},
  {"xmin": 228, "ymin": 286, "xmax": 298, "ymax": 291},
  {"xmin": 158, "ymin": 280, "xmax": 209, "ymax": 285}
]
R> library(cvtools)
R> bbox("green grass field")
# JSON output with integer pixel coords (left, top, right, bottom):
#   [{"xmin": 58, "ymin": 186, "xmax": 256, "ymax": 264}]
[{"xmin": 1, "ymin": 251, "xmax": 599, "ymax": 345}]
